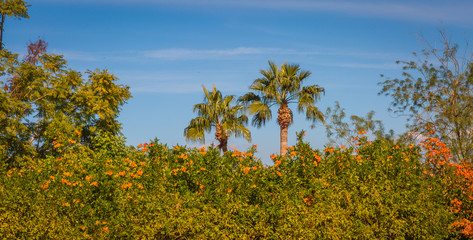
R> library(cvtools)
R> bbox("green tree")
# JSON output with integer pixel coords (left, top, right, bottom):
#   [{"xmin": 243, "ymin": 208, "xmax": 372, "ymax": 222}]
[
  {"xmin": 379, "ymin": 31, "xmax": 473, "ymax": 163},
  {"xmin": 184, "ymin": 85, "xmax": 251, "ymax": 152},
  {"xmin": 0, "ymin": 40, "xmax": 131, "ymax": 166},
  {"xmin": 0, "ymin": 0, "xmax": 30, "ymax": 50},
  {"xmin": 323, "ymin": 101, "xmax": 394, "ymax": 146},
  {"xmin": 239, "ymin": 61, "xmax": 324, "ymax": 155}
]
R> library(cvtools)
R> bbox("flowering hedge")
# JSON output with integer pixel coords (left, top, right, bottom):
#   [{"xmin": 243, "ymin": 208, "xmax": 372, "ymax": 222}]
[{"xmin": 1, "ymin": 131, "xmax": 472, "ymax": 239}]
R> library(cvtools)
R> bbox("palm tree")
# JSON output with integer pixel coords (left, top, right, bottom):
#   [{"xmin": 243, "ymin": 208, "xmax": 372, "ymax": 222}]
[
  {"xmin": 239, "ymin": 61, "xmax": 324, "ymax": 155},
  {"xmin": 184, "ymin": 85, "xmax": 251, "ymax": 152}
]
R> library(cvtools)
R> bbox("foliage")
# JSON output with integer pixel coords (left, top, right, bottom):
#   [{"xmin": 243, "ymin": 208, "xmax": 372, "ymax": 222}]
[
  {"xmin": 0, "ymin": 43, "xmax": 131, "ymax": 166},
  {"xmin": 184, "ymin": 85, "xmax": 250, "ymax": 152},
  {"xmin": 418, "ymin": 127, "xmax": 473, "ymax": 238},
  {"xmin": 0, "ymin": 0, "xmax": 30, "ymax": 49},
  {"xmin": 323, "ymin": 101, "xmax": 395, "ymax": 147},
  {"xmin": 2, "ymin": 130, "xmax": 472, "ymax": 239},
  {"xmin": 239, "ymin": 60, "xmax": 324, "ymax": 155},
  {"xmin": 379, "ymin": 31, "xmax": 473, "ymax": 163}
]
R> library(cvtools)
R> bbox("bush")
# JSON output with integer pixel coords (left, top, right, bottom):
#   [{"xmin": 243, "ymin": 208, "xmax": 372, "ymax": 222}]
[{"xmin": 0, "ymin": 131, "xmax": 470, "ymax": 239}]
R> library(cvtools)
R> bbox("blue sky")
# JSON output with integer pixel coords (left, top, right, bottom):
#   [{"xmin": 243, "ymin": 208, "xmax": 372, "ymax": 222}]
[{"xmin": 7, "ymin": 0, "xmax": 473, "ymax": 164}]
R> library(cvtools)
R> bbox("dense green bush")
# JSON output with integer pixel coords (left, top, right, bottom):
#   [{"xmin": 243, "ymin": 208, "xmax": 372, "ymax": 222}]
[{"xmin": 2, "ymin": 131, "xmax": 471, "ymax": 239}]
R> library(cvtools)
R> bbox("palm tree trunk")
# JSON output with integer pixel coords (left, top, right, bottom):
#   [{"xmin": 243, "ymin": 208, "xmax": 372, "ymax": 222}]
[
  {"xmin": 215, "ymin": 123, "xmax": 228, "ymax": 153},
  {"xmin": 278, "ymin": 103, "xmax": 292, "ymax": 155},
  {"xmin": 220, "ymin": 137, "xmax": 228, "ymax": 152},
  {"xmin": 280, "ymin": 125, "xmax": 288, "ymax": 155}
]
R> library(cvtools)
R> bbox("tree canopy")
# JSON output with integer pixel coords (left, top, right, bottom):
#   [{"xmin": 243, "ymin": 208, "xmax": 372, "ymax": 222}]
[
  {"xmin": 379, "ymin": 31, "xmax": 473, "ymax": 163},
  {"xmin": 184, "ymin": 85, "xmax": 250, "ymax": 152},
  {"xmin": 239, "ymin": 61, "xmax": 324, "ymax": 155},
  {"xmin": 0, "ymin": 40, "xmax": 131, "ymax": 166}
]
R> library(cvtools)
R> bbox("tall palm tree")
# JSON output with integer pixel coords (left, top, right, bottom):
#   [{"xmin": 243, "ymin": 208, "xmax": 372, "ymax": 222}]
[
  {"xmin": 184, "ymin": 85, "xmax": 251, "ymax": 152},
  {"xmin": 239, "ymin": 61, "xmax": 324, "ymax": 155}
]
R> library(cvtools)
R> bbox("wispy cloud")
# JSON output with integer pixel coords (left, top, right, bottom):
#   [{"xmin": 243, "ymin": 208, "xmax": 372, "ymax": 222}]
[
  {"xmin": 36, "ymin": 0, "xmax": 473, "ymax": 25},
  {"xmin": 314, "ymin": 61, "xmax": 399, "ymax": 70},
  {"xmin": 142, "ymin": 46, "xmax": 404, "ymax": 62},
  {"xmin": 143, "ymin": 47, "xmax": 268, "ymax": 60}
]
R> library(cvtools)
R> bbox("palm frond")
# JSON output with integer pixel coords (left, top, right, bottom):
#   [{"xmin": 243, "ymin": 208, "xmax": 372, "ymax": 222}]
[
  {"xmin": 185, "ymin": 85, "xmax": 252, "ymax": 145},
  {"xmin": 238, "ymin": 92, "xmax": 261, "ymax": 105},
  {"xmin": 247, "ymin": 101, "xmax": 271, "ymax": 127},
  {"xmin": 184, "ymin": 117, "xmax": 212, "ymax": 143},
  {"xmin": 305, "ymin": 105, "xmax": 325, "ymax": 124}
]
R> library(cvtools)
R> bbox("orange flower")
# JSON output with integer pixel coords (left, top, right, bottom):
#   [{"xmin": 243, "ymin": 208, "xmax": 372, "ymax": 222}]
[
  {"xmin": 276, "ymin": 171, "xmax": 282, "ymax": 177},
  {"xmin": 75, "ymin": 129, "xmax": 81, "ymax": 136},
  {"xmin": 80, "ymin": 226, "xmax": 85, "ymax": 231},
  {"xmin": 121, "ymin": 182, "xmax": 132, "ymax": 189},
  {"xmin": 181, "ymin": 166, "xmax": 187, "ymax": 173},
  {"xmin": 243, "ymin": 167, "xmax": 250, "ymax": 174},
  {"xmin": 136, "ymin": 169, "xmax": 143, "ymax": 176},
  {"xmin": 324, "ymin": 147, "xmax": 335, "ymax": 153},
  {"xmin": 252, "ymin": 166, "xmax": 258, "ymax": 171},
  {"xmin": 274, "ymin": 160, "xmax": 281, "ymax": 167},
  {"xmin": 62, "ymin": 202, "xmax": 69, "ymax": 207},
  {"xmin": 119, "ymin": 171, "xmax": 126, "ymax": 177},
  {"xmin": 40, "ymin": 181, "xmax": 50, "ymax": 189},
  {"xmin": 105, "ymin": 171, "xmax": 113, "ymax": 176},
  {"xmin": 140, "ymin": 162, "xmax": 146, "ymax": 166},
  {"xmin": 200, "ymin": 167, "xmax": 206, "ymax": 171},
  {"xmin": 341, "ymin": 145, "xmax": 345, "ymax": 149},
  {"xmin": 90, "ymin": 181, "xmax": 98, "ymax": 187},
  {"xmin": 103, "ymin": 227, "xmax": 109, "ymax": 231},
  {"xmin": 270, "ymin": 154, "xmax": 277, "ymax": 160},
  {"xmin": 85, "ymin": 176, "xmax": 92, "ymax": 181}
]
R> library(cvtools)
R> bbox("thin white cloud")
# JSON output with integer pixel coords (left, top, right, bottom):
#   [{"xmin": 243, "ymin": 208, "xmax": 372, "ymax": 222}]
[
  {"xmin": 142, "ymin": 47, "xmax": 403, "ymax": 61},
  {"xmin": 143, "ymin": 47, "xmax": 268, "ymax": 60},
  {"xmin": 35, "ymin": 0, "xmax": 473, "ymax": 25},
  {"xmin": 315, "ymin": 61, "xmax": 399, "ymax": 70}
]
